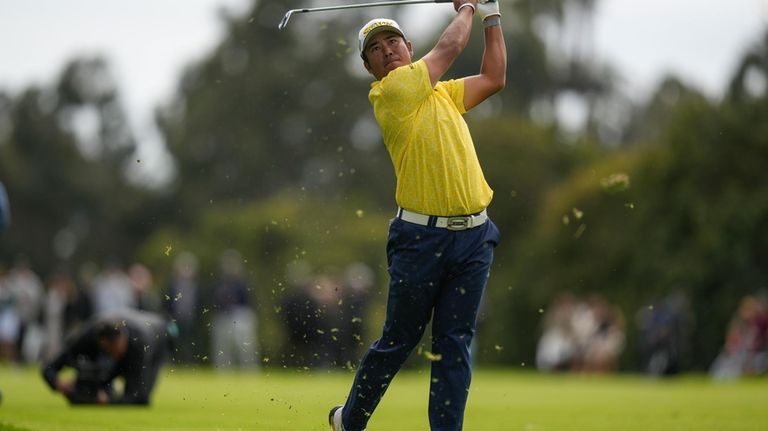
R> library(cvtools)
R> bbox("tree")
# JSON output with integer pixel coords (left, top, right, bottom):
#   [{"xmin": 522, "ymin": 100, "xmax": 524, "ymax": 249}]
[
  {"xmin": 0, "ymin": 58, "xmax": 162, "ymax": 273},
  {"xmin": 488, "ymin": 29, "xmax": 768, "ymax": 369},
  {"xmin": 157, "ymin": 1, "xmax": 396, "ymax": 224}
]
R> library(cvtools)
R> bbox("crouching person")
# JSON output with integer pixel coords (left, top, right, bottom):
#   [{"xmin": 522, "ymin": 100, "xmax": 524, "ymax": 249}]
[{"xmin": 42, "ymin": 309, "xmax": 174, "ymax": 405}]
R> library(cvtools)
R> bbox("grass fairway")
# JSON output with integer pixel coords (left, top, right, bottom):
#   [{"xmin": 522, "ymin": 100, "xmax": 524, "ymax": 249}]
[{"xmin": 1, "ymin": 366, "xmax": 766, "ymax": 430}]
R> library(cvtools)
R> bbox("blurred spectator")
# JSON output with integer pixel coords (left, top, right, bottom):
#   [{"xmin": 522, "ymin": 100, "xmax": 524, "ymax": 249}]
[
  {"xmin": 536, "ymin": 293, "xmax": 579, "ymax": 371},
  {"xmin": 281, "ymin": 272, "xmax": 343, "ymax": 368},
  {"xmin": 129, "ymin": 263, "xmax": 161, "ymax": 312},
  {"xmin": 282, "ymin": 277, "xmax": 323, "ymax": 367},
  {"xmin": 90, "ymin": 260, "xmax": 135, "ymax": 315},
  {"xmin": 42, "ymin": 269, "xmax": 75, "ymax": 361},
  {"xmin": 536, "ymin": 293, "xmax": 626, "ymax": 373},
  {"xmin": 0, "ymin": 265, "xmax": 20, "ymax": 362},
  {"xmin": 570, "ymin": 297, "xmax": 600, "ymax": 369},
  {"xmin": 339, "ymin": 263, "xmax": 374, "ymax": 366},
  {"xmin": 710, "ymin": 294, "xmax": 768, "ymax": 380},
  {"xmin": 42, "ymin": 309, "xmax": 173, "ymax": 405},
  {"xmin": 0, "ymin": 181, "xmax": 10, "ymax": 233},
  {"xmin": 75, "ymin": 261, "xmax": 99, "ymax": 318},
  {"xmin": 636, "ymin": 291, "xmax": 693, "ymax": 376},
  {"xmin": 579, "ymin": 296, "xmax": 625, "ymax": 373},
  {"xmin": 163, "ymin": 252, "xmax": 202, "ymax": 365},
  {"xmin": 311, "ymin": 274, "xmax": 344, "ymax": 368},
  {"xmin": 6, "ymin": 256, "xmax": 45, "ymax": 363},
  {"xmin": 210, "ymin": 250, "xmax": 257, "ymax": 370}
]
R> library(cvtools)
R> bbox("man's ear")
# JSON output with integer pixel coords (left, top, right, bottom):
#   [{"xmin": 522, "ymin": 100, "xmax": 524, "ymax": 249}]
[
  {"xmin": 406, "ymin": 40, "xmax": 414, "ymax": 58},
  {"xmin": 363, "ymin": 59, "xmax": 373, "ymax": 75}
]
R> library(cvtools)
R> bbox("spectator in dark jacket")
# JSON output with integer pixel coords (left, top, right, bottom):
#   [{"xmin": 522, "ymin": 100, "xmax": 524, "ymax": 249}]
[{"xmin": 42, "ymin": 309, "xmax": 172, "ymax": 405}]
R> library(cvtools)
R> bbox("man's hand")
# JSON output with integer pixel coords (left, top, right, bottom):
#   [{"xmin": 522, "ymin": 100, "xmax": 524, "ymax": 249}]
[
  {"xmin": 55, "ymin": 379, "xmax": 74, "ymax": 396},
  {"xmin": 96, "ymin": 390, "xmax": 110, "ymax": 405},
  {"xmin": 477, "ymin": 0, "xmax": 501, "ymax": 21},
  {"xmin": 453, "ymin": 0, "xmax": 478, "ymax": 13}
]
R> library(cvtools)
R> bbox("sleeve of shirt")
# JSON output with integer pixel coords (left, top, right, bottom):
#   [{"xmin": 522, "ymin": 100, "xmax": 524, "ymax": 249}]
[
  {"xmin": 41, "ymin": 329, "xmax": 90, "ymax": 391},
  {"xmin": 442, "ymin": 78, "xmax": 467, "ymax": 114},
  {"xmin": 42, "ymin": 350, "xmax": 69, "ymax": 390}
]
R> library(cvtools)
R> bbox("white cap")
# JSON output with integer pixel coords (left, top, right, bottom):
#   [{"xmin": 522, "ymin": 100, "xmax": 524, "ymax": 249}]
[{"xmin": 358, "ymin": 18, "xmax": 406, "ymax": 58}]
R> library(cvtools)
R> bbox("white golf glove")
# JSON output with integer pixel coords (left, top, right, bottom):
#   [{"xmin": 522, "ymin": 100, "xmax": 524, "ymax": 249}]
[{"xmin": 477, "ymin": 0, "xmax": 501, "ymax": 21}]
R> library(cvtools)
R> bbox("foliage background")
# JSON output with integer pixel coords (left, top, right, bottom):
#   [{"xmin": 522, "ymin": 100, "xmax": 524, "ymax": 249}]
[{"xmin": 1, "ymin": 0, "xmax": 767, "ymax": 371}]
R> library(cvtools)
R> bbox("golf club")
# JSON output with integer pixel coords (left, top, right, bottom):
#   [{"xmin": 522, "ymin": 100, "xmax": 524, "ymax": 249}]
[{"xmin": 279, "ymin": 0, "xmax": 455, "ymax": 30}]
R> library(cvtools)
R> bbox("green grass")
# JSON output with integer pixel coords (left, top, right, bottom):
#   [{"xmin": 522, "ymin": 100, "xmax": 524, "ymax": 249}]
[{"xmin": 1, "ymin": 365, "xmax": 766, "ymax": 430}]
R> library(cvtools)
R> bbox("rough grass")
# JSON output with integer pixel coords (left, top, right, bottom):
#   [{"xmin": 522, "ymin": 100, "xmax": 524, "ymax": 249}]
[{"xmin": 0, "ymin": 365, "xmax": 766, "ymax": 430}]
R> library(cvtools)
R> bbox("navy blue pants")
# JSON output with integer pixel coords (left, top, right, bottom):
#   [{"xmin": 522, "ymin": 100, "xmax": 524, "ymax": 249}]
[{"xmin": 342, "ymin": 216, "xmax": 500, "ymax": 431}]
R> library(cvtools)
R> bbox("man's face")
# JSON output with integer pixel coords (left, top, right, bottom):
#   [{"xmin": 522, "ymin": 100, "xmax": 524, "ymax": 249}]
[
  {"xmin": 98, "ymin": 333, "xmax": 128, "ymax": 360},
  {"xmin": 363, "ymin": 31, "xmax": 413, "ymax": 80}
]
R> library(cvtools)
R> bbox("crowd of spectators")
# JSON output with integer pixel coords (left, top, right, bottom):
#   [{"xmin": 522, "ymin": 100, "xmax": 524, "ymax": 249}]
[
  {"xmin": 535, "ymin": 293, "xmax": 626, "ymax": 373},
  {"xmin": 2, "ymin": 248, "xmax": 765, "ymax": 379},
  {"xmin": 534, "ymin": 290, "xmax": 767, "ymax": 379},
  {"xmin": 280, "ymin": 262, "xmax": 375, "ymax": 369},
  {"xmin": 0, "ymin": 251, "xmax": 258, "ymax": 370},
  {"xmin": 0, "ymin": 251, "xmax": 376, "ymax": 373}
]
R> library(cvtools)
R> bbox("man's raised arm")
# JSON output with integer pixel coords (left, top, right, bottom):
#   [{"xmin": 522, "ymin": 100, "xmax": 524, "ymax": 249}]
[
  {"xmin": 422, "ymin": 0, "xmax": 478, "ymax": 87},
  {"xmin": 463, "ymin": 0, "xmax": 507, "ymax": 110}
]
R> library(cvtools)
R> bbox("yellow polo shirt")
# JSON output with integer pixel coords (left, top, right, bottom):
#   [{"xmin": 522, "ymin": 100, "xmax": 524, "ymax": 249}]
[{"xmin": 369, "ymin": 59, "xmax": 493, "ymax": 216}]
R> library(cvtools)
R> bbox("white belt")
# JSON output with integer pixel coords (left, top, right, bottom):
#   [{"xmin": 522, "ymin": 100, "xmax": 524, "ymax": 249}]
[{"xmin": 397, "ymin": 208, "xmax": 488, "ymax": 231}]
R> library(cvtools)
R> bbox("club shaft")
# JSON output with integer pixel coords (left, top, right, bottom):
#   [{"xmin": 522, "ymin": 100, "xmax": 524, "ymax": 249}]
[
  {"xmin": 279, "ymin": 0, "xmax": 454, "ymax": 30},
  {"xmin": 291, "ymin": 0, "xmax": 451, "ymax": 15}
]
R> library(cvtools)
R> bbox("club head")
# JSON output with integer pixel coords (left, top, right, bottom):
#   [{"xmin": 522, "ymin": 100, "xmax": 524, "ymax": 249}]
[{"xmin": 278, "ymin": 10, "xmax": 293, "ymax": 30}]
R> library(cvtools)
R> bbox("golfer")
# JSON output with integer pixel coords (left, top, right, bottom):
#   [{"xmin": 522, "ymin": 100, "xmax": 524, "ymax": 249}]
[{"xmin": 330, "ymin": 1, "xmax": 506, "ymax": 430}]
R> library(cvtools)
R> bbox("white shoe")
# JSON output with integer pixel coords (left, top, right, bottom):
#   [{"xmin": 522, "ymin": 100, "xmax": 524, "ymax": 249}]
[{"xmin": 328, "ymin": 405, "xmax": 344, "ymax": 431}]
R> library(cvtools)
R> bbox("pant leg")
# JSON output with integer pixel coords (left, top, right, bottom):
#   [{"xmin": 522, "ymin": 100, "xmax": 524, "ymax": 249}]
[
  {"xmin": 429, "ymin": 221, "xmax": 498, "ymax": 431},
  {"xmin": 342, "ymin": 219, "xmax": 446, "ymax": 431}
]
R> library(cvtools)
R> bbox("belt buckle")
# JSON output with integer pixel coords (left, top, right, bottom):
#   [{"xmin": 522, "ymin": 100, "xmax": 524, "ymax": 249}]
[{"xmin": 446, "ymin": 216, "xmax": 471, "ymax": 231}]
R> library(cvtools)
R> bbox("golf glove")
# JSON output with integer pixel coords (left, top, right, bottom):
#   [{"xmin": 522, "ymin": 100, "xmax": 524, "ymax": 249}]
[{"xmin": 477, "ymin": 0, "xmax": 501, "ymax": 21}]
